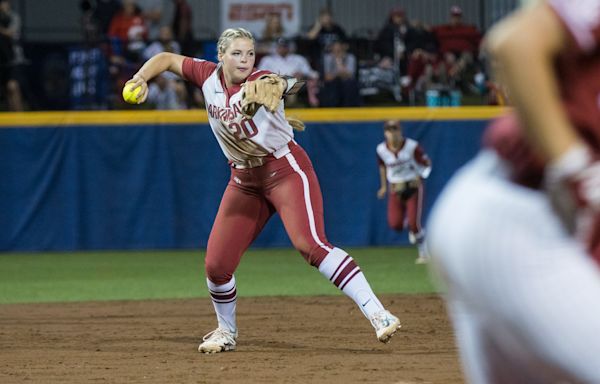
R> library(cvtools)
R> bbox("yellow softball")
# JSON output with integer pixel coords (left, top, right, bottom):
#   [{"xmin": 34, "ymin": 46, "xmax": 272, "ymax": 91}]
[{"xmin": 122, "ymin": 83, "xmax": 143, "ymax": 104}]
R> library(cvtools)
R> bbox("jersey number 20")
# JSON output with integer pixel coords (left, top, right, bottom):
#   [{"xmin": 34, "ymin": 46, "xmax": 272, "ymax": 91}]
[{"xmin": 228, "ymin": 119, "xmax": 258, "ymax": 139}]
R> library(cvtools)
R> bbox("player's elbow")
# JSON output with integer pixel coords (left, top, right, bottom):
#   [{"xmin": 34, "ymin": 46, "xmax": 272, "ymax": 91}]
[
  {"xmin": 486, "ymin": 5, "xmax": 562, "ymax": 65},
  {"xmin": 154, "ymin": 52, "xmax": 184, "ymax": 77},
  {"xmin": 486, "ymin": 18, "xmax": 528, "ymax": 64},
  {"xmin": 156, "ymin": 51, "xmax": 180, "ymax": 64}
]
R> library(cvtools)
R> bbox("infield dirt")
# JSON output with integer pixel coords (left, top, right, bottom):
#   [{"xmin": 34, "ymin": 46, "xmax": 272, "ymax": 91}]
[{"xmin": 0, "ymin": 294, "xmax": 462, "ymax": 383}]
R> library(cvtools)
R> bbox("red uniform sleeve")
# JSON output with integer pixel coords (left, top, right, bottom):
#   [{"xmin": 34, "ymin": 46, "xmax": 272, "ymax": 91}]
[
  {"xmin": 549, "ymin": 0, "xmax": 600, "ymax": 53},
  {"xmin": 182, "ymin": 58, "xmax": 218, "ymax": 88}
]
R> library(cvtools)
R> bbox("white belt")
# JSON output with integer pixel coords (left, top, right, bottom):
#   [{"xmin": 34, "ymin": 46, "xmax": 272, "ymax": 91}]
[
  {"xmin": 231, "ymin": 142, "xmax": 292, "ymax": 169},
  {"xmin": 272, "ymin": 143, "xmax": 291, "ymax": 159}
]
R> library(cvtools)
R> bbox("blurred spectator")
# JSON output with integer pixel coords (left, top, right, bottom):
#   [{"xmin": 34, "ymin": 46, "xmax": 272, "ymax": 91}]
[
  {"xmin": 262, "ymin": 12, "xmax": 285, "ymax": 41},
  {"xmin": 108, "ymin": 0, "xmax": 148, "ymax": 62},
  {"xmin": 0, "ymin": 0, "xmax": 29, "ymax": 111},
  {"xmin": 74, "ymin": 1, "xmax": 110, "ymax": 110},
  {"xmin": 258, "ymin": 37, "xmax": 319, "ymax": 107},
  {"xmin": 400, "ymin": 19, "xmax": 439, "ymax": 102},
  {"xmin": 404, "ymin": 19, "xmax": 437, "ymax": 56},
  {"xmin": 403, "ymin": 49, "xmax": 436, "ymax": 100},
  {"xmin": 306, "ymin": 8, "xmax": 347, "ymax": 70},
  {"xmin": 306, "ymin": 8, "xmax": 347, "ymax": 51},
  {"xmin": 143, "ymin": 25, "xmax": 183, "ymax": 103},
  {"xmin": 0, "ymin": 0, "xmax": 15, "ymax": 72},
  {"xmin": 256, "ymin": 12, "xmax": 285, "ymax": 58},
  {"xmin": 172, "ymin": 0, "xmax": 194, "ymax": 56},
  {"xmin": 375, "ymin": 7, "xmax": 410, "ymax": 72},
  {"xmin": 92, "ymin": 0, "xmax": 122, "ymax": 38},
  {"xmin": 403, "ymin": 49, "xmax": 470, "ymax": 106},
  {"xmin": 107, "ymin": 0, "xmax": 148, "ymax": 107},
  {"xmin": 429, "ymin": 6, "xmax": 482, "ymax": 97},
  {"xmin": 146, "ymin": 74, "xmax": 187, "ymax": 109},
  {"xmin": 320, "ymin": 40, "xmax": 361, "ymax": 107},
  {"xmin": 143, "ymin": 25, "xmax": 180, "ymax": 60},
  {"xmin": 80, "ymin": 0, "xmax": 100, "ymax": 44},
  {"xmin": 137, "ymin": 0, "xmax": 168, "ymax": 41},
  {"xmin": 432, "ymin": 5, "xmax": 481, "ymax": 57}
]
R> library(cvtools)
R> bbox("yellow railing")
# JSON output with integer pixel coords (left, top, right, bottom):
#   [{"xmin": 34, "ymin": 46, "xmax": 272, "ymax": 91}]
[{"xmin": 0, "ymin": 106, "xmax": 508, "ymax": 127}]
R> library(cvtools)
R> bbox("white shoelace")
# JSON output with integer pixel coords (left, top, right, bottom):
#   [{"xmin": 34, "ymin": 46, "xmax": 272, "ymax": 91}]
[{"xmin": 202, "ymin": 328, "xmax": 235, "ymax": 342}]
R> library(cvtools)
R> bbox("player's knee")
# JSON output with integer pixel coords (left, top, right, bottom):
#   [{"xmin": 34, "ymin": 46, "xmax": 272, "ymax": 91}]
[
  {"xmin": 204, "ymin": 258, "xmax": 233, "ymax": 285},
  {"xmin": 291, "ymin": 238, "xmax": 311, "ymax": 257}
]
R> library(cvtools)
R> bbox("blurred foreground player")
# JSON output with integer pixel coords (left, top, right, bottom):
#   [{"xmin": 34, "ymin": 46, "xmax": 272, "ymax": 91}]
[{"xmin": 428, "ymin": 0, "xmax": 600, "ymax": 382}]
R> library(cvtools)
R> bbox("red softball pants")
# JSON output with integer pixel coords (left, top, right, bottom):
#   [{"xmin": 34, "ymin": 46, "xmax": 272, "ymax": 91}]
[
  {"xmin": 387, "ymin": 184, "xmax": 424, "ymax": 234},
  {"xmin": 205, "ymin": 142, "xmax": 334, "ymax": 284}
]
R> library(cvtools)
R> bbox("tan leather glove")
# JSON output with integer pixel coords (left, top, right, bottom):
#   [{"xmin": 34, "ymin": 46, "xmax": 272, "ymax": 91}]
[{"xmin": 241, "ymin": 74, "xmax": 286, "ymax": 117}]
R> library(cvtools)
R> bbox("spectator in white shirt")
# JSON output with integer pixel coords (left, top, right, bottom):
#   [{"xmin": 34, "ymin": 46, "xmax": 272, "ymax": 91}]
[
  {"xmin": 137, "ymin": 0, "xmax": 171, "ymax": 40},
  {"xmin": 143, "ymin": 26, "xmax": 180, "ymax": 80},
  {"xmin": 146, "ymin": 73, "xmax": 187, "ymax": 109},
  {"xmin": 320, "ymin": 40, "xmax": 361, "ymax": 107},
  {"xmin": 258, "ymin": 37, "xmax": 319, "ymax": 107},
  {"xmin": 143, "ymin": 26, "xmax": 180, "ymax": 59},
  {"xmin": 142, "ymin": 26, "xmax": 186, "ymax": 109}
]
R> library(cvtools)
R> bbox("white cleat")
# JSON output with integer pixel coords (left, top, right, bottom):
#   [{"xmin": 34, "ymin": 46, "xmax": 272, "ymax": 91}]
[
  {"xmin": 370, "ymin": 310, "xmax": 401, "ymax": 343},
  {"xmin": 415, "ymin": 255, "xmax": 429, "ymax": 264},
  {"xmin": 198, "ymin": 328, "xmax": 237, "ymax": 354},
  {"xmin": 415, "ymin": 248, "xmax": 431, "ymax": 264}
]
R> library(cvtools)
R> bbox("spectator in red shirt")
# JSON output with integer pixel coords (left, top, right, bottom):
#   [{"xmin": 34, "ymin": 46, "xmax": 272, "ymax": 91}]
[
  {"xmin": 108, "ymin": 0, "xmax": 147, "ymax": 62},
  {"xmin": 107, "ymin": 0, "xmax": 148, "ymax": 107},
  {"xmin": 432, "ymin": 5, "xmax": 481, "ymax": 56},
  {"xmin": 108, "ymin": 0, "xmax": 147, "ymax": 46},
  {"xmin": 429, "ymin": 6, "xmax": 481, "ymax": 96}
]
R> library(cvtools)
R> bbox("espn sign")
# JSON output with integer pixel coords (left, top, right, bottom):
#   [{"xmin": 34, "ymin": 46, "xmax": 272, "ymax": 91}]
[{"xmin": 221, "ymin": 0, "xmax": 301, "ymax": 39}]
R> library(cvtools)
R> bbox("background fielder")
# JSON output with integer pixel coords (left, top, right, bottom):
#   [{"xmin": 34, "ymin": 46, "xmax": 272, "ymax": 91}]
[{"xmin": 377, "ymin": 120, "xmax": 432, "ymax": 263}]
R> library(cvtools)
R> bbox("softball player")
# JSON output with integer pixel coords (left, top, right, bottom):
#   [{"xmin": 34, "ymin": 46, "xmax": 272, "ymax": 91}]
[
  {"xmin": 376, "ymin": 120, "xmax": 431, "ymax": 264},
  {"xmin": 125, "ymin": 28, "xmax": 400, "ymax": 354},
  {"xmin": 428, "ymin": 1, "xmax": 600, "ymax": 381}
]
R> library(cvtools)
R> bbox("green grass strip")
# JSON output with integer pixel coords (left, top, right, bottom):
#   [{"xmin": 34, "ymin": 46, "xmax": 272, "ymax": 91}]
[{"xmin": 0, "ymin": 247, "xmax": 436, "ymax": 304}]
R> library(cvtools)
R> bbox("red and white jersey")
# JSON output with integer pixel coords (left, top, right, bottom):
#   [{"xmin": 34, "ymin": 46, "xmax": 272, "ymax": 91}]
[
  {"xmin": 182, "ymin": 58, "xmax": 293, "ymax": 167},
  {"xmin": 486, "ymin": 0, "xmax": 600, "ymax": 186},
  {"xmin": 376, "ymin": 139, "xmax": 431, "ymax": 183}
]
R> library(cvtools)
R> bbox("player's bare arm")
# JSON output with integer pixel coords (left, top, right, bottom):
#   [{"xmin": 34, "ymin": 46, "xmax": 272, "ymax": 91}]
[
  {"xmin": 377, "ymin": 164, "xmax": 387, "ymax": 199},
  {"xmin": 125, "ymin": 52, "xmax": 186, "ymax": 103},
  {"xmin": 486, "ymin": 2, "xmax": 578, "ymax": 162}
]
